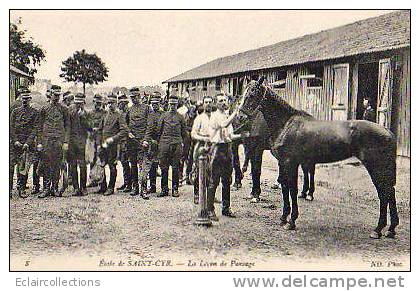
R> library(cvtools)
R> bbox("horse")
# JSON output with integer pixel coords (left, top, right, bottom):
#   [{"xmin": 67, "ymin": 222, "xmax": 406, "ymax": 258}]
[
  {"xmin": 232, "ymin": 96, "xmax": 316, "ymax": 201},
  {"xmin": 239, "ymin": 77, "xmax": 399, "ymax": 239}
]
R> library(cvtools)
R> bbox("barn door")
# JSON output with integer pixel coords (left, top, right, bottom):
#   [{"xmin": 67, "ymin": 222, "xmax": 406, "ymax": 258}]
[
  {"xmin": 377, "ymin": 59, "xmax": 393, "ymax": 128},
  {"xmin": 331, "ymin": 64, "xmax": 349, "ymax": 121}
]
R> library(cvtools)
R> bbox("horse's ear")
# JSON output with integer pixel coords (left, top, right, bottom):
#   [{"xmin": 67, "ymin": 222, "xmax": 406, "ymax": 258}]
[{"xmin": 257, "ymin": 76, "xmax": 265, "ymax": 85}]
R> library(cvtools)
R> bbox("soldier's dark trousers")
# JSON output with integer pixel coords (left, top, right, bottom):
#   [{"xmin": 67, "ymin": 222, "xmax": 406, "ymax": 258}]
[
  {"xmin": 180, "ymin": 137, "xmax": 192, "ymax": 182},
  {"xmin": 128, "ymin": 140, "xmax": 144, "ymax": 189},
  {"xmin": 207, "ymin": 143, "xmax": 233, "ymax": 213},
  {"xmin": 32, "ymin": 159, "xmax": 40, "ymax": 190},
  {"xmin": 69, "ymin": 142, "xmax": 87, "ymax": 190},
  {"xmin": 149, "ymin": 162, "xmax": 158, "ymax": 190},
  {"xmin": 119, "ymin": 146, "xmax": 131, "ymax": 188},
  {"xmin": 159, "ymin": 143, "xmax": 182, "ymax": 192},
  {"xmin": 100, "ymin": 145, "xmax": 118, "ymax": 190},
  {"xmin": 231, "ymin": 140, "xmax": 243, "ymax": 185},
  {"xmin": 43, "ymin": 139, "xmax": 63, "ymax": 193}
]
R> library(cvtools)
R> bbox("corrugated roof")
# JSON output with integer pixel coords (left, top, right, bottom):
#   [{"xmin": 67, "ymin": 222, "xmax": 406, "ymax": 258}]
[
  {"xmin": 164, "ymin": 10, "xmax": 410, "ymax": 83},
  {"xmin": 10, "ymin": 65, "xmax": 33, "ymax": 78}
]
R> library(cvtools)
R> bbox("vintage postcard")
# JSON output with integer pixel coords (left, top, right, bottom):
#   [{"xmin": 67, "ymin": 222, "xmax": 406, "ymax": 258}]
[{"xmin": 9, "ymin": 9, "xmax": 410, "ymax": 272}]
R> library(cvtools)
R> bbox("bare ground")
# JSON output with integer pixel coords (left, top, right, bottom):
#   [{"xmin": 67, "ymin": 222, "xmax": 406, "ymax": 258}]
[{"xmin": 10, "ymin": 153, "xmax": 410, "ymax": 271}]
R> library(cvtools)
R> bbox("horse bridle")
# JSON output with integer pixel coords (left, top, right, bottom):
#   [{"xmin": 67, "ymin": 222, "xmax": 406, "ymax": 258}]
[{"xmin": 239, "ymin": 83, "xmax": 268, "ymax": 117}]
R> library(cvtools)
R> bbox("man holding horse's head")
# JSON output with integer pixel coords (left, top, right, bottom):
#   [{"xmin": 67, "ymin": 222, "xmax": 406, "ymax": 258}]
[{"xmin": 205, "ymin": 93, "xmax": 249, "ymax": 220}]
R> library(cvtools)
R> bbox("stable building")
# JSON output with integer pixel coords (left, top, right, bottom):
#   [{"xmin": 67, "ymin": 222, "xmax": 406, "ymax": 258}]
[{"xmin": 163, "ymin": 10, "xmax": 410, "ymax": 158}]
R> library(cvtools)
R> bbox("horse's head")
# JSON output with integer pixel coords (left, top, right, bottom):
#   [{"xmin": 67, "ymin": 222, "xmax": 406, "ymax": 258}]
[{"xmin": 238, "ymin": 76, "xmax": 266, "ymax": 116}]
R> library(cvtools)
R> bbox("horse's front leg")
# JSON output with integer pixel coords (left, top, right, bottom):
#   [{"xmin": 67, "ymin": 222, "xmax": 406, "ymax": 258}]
[{"xmin": 285, "ymin": 164, "xmax": 299, "ymax": 230}]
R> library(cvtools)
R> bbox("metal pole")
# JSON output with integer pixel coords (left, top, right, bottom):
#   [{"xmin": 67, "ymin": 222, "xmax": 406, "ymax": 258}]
[{"xmin": 194, "ymin": 146, "xmax": 212, "ymax": 227}]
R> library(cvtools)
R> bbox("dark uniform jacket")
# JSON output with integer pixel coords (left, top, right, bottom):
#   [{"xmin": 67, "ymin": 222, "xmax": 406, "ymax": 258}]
[
  {"xmin": 87, "ymin": 108, "xmax": 106, "ymax": 143},
  {"xmin": 36, "ymin": 103, "xmax": 70, "ymax": 144},
  {"xmin": 157, "ymin": 111, "xmax": 187, "ymax": 146},
  {"xmin": 363, "ymin": 107, "xmax": 376, "ymax": 122},
  {"xmin": 127, "ymin": 103, "xmax": 149, "ymax": 141},
  {"xmin": 99, "ymin": 110, "xmax": 128, "ymax": 144},
  {"xmin": 69, "ymin": 107, "xmax": 91, "ymax": 146},
  {"xmin": 10, "ymin": 105, "xmax": 38, "ymax": 147}
]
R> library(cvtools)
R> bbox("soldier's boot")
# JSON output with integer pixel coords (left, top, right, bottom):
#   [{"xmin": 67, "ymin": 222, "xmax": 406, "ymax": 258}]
[
  {"xmin": 38, "ymin": 179, "xmax": 51, "ymax": 198},
  {"xmin": 52, "ymin": 181, "xmax": 61, "ymax": 197},
  {"xmin": 140, "ymin": 182, "xmax": 149, "ymax": 200},
  {"xmin": 123, "ymin": 183, "xmax": 133, "ymax": 193},
  {"xmin": 103, "ymin": 188, "xmax": 114, "ymax": 196},
  {"xmin": 104, "ymin": 166, "xmax": 117, "ymax": 196},
  {"xmin": 18, "ymin": 175, "xmax": 29, "ymax": 198},
  {"xmin": 130, "ymin": 185, "xmax": 140, "ymax": 196}
]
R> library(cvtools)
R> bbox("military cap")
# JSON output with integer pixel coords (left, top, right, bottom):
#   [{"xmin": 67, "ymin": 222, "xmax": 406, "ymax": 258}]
[
  {"xmin": 50, "ymin": 85, "xmax": 61, "ymax": 95},
  {"xmin": 129, "ymin": 87, "xmax": 141, "ymax": 97},
  {"xmin": 17, "ymin": 86, "xmax": 31, "ymax": 99},
  {"xmin": 117, "ymin": 93, "xmax": 129, "ymax": 103},
  {"xmin": 93, "ymin": 93, "xmax": 104, "ymax": 103},
  {"xmin": 150, "ymin": 91, "xmax": 161, "ymax": 103},
  {"xmin": 62, "ymin": 91, "xmax": 74, "ymax": 101},
  {"xmin": 74, "ymin": 93, "xmax": 86, "ymax": 103},
  {"xmin": 168, "ymin": 95, "xmax": 179, "ymax": 104},
  {"xmin": 107, "ymin": 93, "xmax": 118, "ymax": 103}
]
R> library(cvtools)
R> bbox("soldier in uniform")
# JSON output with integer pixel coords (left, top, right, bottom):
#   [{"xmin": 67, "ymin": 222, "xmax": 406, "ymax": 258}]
[
  {"xmin": 62, "ymin": 91, "xmax": 75, "ymax": 108},
  {"xmin": 10, "ymin": 86, "xmax": 38, "ymax": 198},
  {"xmin": 36, "ymin": 85, "xmax": 70, "ymax": 198},
  {"xmin": 156, "ymin": 95, "xmax": 187, "ymax": 197},
  {"xmin": 97, "ymin": 93, "xmax": 128, "ymax": 195},
  {"xmin": 362, "ymin": 97, "xmax": 376, "ymax": 122},
  {"xmin": 126, "ymin": 87, "xmax": 149, "ymax": 196},
  {"xmin": 86, "ymin": 94, "xmax": 106, "ymax": 188},
  {"xmin": 141, "ymin": 92, "xmax": 164, "ymax": 198},
  {"xmin": 68, "ymin": 93, "xmax": 90, "ymax": 196},
  {"xmin": 116, "ymin": 93, "xmax": 132, "ymax": 193}
]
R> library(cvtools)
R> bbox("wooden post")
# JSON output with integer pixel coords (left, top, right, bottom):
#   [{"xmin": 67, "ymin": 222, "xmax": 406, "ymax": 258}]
[{"xmin": 194, "ymin": 146, "xmax": 212, "ymax": 227}]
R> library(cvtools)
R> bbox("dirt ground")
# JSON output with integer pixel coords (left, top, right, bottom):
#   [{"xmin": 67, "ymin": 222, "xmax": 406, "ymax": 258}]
[{"xmin": 10, "ymin": 151, "xmax": 410, "ymax": 271}]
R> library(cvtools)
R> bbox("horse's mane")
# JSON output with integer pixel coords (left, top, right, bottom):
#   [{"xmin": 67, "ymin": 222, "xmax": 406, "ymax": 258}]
[{"xmin": 264, "ymin": 85, "xmax": 314, "ymax": 120}]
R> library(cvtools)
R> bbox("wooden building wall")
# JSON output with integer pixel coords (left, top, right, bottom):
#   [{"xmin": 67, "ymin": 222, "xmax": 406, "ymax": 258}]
[{"xmin": 396, "ymin": 49, "xmax": 410, "ymax": 157}]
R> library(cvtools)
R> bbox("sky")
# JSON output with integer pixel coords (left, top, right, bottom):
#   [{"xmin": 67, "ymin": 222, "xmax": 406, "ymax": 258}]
[{"xmin": 11, "ymin": 10, "xmax": 393, "ymax": 88}]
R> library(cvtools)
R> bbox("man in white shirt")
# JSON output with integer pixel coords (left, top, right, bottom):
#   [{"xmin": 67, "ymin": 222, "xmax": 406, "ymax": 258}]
[
  {"xmin": 206, "ymin": 93, "xmax": 248, "ymax": 220},
  {"xmin": 190, "ymin": 96, "xmax": 213, "ymax": 204}
]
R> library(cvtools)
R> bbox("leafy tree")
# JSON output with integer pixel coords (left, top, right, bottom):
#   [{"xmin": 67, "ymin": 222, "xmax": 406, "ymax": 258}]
[
  {"xmin": 9, "ymin": 18, "xmax": 46, "ymax": 75},
  {"xmin": 60, "ymin": 49, "xmax": 109, "ymax": 94}
]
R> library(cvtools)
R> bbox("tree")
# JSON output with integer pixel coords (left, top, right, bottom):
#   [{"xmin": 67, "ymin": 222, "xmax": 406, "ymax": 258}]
[
  {"xmin": 9, "ymin": 18, "xmax": 46, "ymax": 75},
  {"xmin": 60, "ymin": 49, "xmax": 109, "ymax": 95}
]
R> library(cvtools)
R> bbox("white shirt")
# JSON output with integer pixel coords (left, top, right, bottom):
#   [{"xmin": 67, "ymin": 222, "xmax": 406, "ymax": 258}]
[
  {"xmin": 209, "ymin": 110, "xmax": 234, "ymax": 144},
  {"xmin": 191, "ymin": 112, "xmax": 211, "ymax": 141}
]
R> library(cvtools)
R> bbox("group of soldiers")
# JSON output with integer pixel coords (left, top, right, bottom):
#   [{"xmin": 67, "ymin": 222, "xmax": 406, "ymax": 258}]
[{"xmin": 10, "ymin": 84, "xmax": 250, "ymax": 220}]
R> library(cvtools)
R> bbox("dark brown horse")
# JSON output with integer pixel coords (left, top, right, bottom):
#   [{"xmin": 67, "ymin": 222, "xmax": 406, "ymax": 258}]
[{"xmin": 239, "ymin": 77, "xmax": 399, "ymax": 239}]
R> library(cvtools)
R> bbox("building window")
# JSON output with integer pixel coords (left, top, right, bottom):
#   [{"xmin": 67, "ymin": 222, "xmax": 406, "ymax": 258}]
[
  {"xmin": 272, "ymin": 70, "xmax": 287, "ymax": 89},
  {"xmin": 202, "ymin": 80, "xmax": 207, "ymax": 91},
  {"xmin": 307, "ymin": 66, "xmax": 324, "ymax": 88},
  {"xmin": 215, "ymin": 78, "xmax": 221, "ymax": 91}
]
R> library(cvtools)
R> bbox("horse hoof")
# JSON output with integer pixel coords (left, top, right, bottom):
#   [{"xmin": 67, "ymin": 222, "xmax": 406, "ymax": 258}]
[
  {"xmin": 369, "ymin": 231, "xmax": 382, "ymax": 239},
  {"xmin": 279, "ymin": 219, "xmax": 288, "ymax": 226},
  {"xmin": 385, "ymin": 230, "xmax": 396, "ymax": 239},
  {"xmin": 298, "ymin": 194, "xmax": 306, "ymax": 199},
  {"xmin": 283, "ymin": 222, "xmax": 296, "ymax": 231},
  {"xmin": 305, "ymin": 195, "xmax": 314, "ymax": 201}
]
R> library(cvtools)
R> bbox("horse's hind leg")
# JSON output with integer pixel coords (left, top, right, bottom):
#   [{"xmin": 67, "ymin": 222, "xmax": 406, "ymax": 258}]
[
  {"xmin": 385, "ymin": 186, "xmax": 399, "ymax": 238},
  {"xmin": 278, "ymin": 165, "xmax": 290, "ymax": 226},
  {"xmin": 363, "ymin": 160, "xmax": 395, "ymax": 239},
  {"xmin": 285, "ymin": 164, "xmax": 299, "ymax": 230},
  {"xmin": 298, "ymin": 164, "xmax": 309, "ymax": 199},
  {"xmin": 306, "ymin": 163, "xmax": 316, "ymax": 201}
]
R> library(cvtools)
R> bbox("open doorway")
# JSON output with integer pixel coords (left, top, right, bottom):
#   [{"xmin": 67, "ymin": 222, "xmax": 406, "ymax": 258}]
[{"xmin": 356, "ymin": 62, "xmax": 379, "ymax": 119}]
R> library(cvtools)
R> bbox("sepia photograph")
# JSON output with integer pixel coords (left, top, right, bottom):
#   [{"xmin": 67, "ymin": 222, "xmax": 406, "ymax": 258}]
[{"xmin": 8, "ymin": 9, "xmax": 410, "ymax": 272}]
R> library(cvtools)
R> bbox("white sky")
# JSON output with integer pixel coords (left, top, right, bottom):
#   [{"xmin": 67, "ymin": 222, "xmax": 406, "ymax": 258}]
[{"xmin": 11, "ymin": 10, "xmax": 393, "ymax": 88}]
